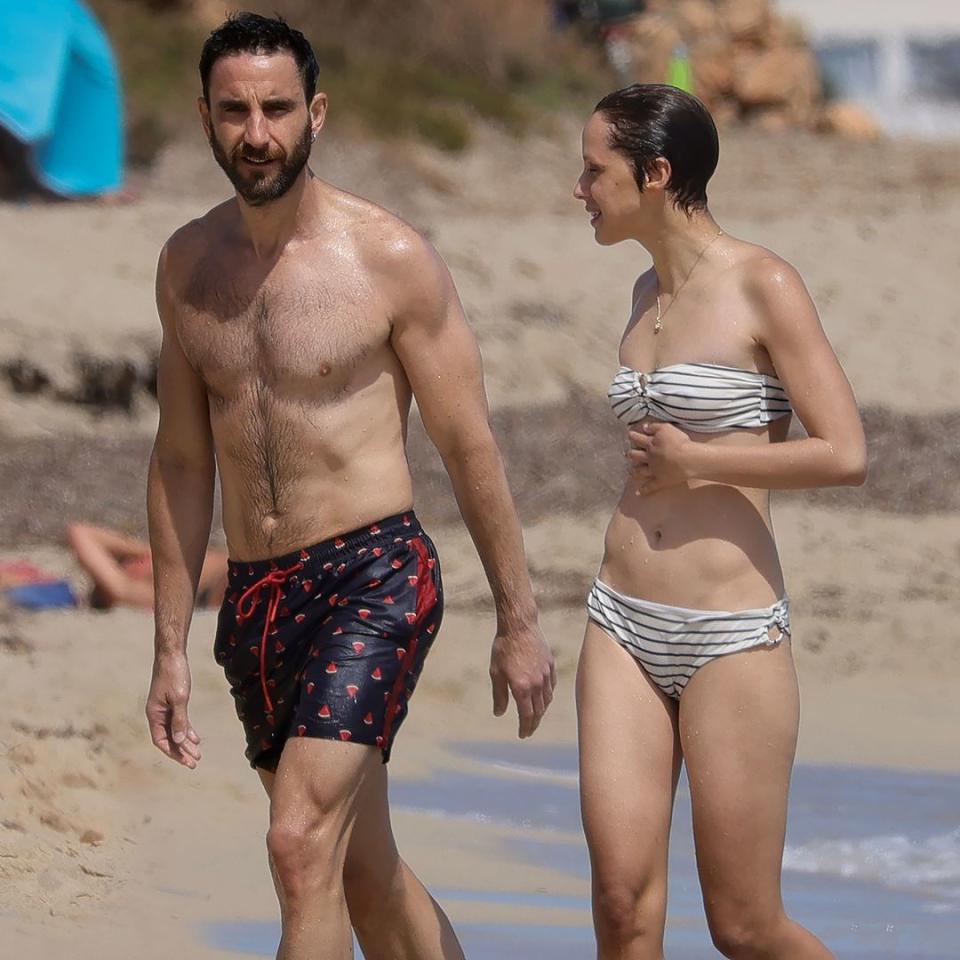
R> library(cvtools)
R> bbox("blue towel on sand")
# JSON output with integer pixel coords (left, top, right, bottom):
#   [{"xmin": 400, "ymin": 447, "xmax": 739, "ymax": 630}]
[{"xmin": 6, "ymin": 580, "xmax": 78, "ymax": 609}]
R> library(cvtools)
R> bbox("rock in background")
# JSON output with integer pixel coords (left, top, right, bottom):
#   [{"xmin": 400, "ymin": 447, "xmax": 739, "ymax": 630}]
[{"xmin": 619, "ymin": 0, "xmax": 879, "ymax": 136}]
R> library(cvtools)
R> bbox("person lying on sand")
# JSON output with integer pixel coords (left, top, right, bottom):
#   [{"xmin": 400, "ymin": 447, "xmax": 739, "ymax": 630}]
[{"xmin": 66, "ymin": 523, "xmax": 227, "ymax": 610}]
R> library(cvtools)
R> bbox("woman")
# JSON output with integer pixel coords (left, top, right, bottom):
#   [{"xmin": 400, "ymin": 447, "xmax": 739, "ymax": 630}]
[{"xmin": 573, "ymin": 84, "xmax": 866, "ymax": 959}]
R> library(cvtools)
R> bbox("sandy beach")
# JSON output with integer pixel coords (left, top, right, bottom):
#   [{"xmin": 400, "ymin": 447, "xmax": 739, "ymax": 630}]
[{"xmin": 2, "ymin": 117, "xmax": 959, "ymax": 957}]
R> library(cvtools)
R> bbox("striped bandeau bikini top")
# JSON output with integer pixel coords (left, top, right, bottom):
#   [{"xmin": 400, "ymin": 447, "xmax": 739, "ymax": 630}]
[{"xmin": 608, "ymin": 362, "xmax": 792, "ymax": 433}]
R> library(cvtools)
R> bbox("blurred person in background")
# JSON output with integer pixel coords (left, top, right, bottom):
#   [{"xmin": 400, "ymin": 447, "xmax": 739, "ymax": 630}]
[
  {"xmin": 553, "ymin": 1, "xmax": 646, "ymax": 83},
  {"xmin": 573, "ymin": 83, "xmax": 865, "ymax": 959},
  {"xmin": 65, "ymin": 522, "xmax": 227, "ymax": 610},
  {"xmin": 554, "ymin": 0, "xmax": 645, "ymax": 25},
  {"xmin": 144, "ymin": 12, "xmax": 554, "ymax": 960}
]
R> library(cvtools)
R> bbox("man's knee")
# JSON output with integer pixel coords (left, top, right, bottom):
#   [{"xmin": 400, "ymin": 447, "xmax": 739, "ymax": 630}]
[
  {"xmin": 708, "ymin": 907, "xmax": 783, "ymax": 960},
  {"xmin": 592, "ymin": 873, "xmax": 665, "ymax": 949},
  {"xmin": 265, "ymin": 820, "xmax": 309, "ymax": 889},
  {"xmin": 266, "ymin": 817, "xmax": 342, "ymax": 900}
]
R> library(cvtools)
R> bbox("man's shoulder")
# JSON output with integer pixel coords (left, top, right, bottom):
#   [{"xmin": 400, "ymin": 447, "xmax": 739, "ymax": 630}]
[
  {"xmin": 323, "ymin": 188, "xmax": 453, "ymax": 323},
  {"xmin": 160, "ymin": 200, "xmax": 236, "ymax": 282},
  {"xmin": 327, "ymin": 186, "xmax": 437, "ymax": 275}
]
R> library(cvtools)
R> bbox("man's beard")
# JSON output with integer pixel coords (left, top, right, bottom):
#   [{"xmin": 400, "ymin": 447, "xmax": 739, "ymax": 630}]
[{"xmin": 209, "ymin": 123, "xmax": 312, "ymax": 206}]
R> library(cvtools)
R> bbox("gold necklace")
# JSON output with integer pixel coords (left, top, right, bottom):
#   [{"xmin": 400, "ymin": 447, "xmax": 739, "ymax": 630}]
[{"xmin": 654, "ymin": 228, "xmax": 724, "ymax": 334}]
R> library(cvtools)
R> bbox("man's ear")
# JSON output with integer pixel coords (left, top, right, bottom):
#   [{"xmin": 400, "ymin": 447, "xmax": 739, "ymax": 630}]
[
  {"xmin": 198, "ymin": 96, "xmax": 211, "ymax": 140},
  {"xmin": 309, "ymin": 92, "xmax": 329, "ymax": 140}
]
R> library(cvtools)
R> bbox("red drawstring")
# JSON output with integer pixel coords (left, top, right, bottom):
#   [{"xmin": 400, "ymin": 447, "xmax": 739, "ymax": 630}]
[{"xmin": 236, "ymin": 561, "xmax": 304, "ymax": 713}]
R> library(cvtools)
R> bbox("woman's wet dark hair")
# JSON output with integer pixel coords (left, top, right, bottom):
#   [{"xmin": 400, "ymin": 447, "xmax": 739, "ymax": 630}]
[
  {"xmin": 199, "ymin": 12, "xmax": 319, "ymax": 105},
  {"xmin": 594, "ymin": 83, "xmax": 719, "ymax": 214}
]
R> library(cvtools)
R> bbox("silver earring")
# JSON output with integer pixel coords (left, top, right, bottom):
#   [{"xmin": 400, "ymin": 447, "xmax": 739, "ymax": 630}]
[{"xmin": 311, "ymin": 132, "xmax": 317, "ymax": 142}]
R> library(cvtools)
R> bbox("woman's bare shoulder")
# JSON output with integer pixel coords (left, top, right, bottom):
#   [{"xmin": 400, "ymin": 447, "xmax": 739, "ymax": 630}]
[{"xmin": 727, "ymin": 240, "xmax": 807, "ymax": 296}]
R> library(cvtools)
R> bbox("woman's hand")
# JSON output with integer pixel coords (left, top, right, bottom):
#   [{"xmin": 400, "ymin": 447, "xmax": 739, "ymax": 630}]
[{"xmin": 627, "ymin": 422, "xmax": 698, "ymax": 495}]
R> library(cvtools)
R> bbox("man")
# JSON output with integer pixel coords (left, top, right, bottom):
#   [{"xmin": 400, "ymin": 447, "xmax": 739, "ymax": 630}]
[{"xmin": 145, "ymin": 13, "xmax": 555, "ymax": 960}]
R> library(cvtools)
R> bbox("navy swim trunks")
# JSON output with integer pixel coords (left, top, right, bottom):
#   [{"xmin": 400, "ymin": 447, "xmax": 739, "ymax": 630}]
[{"xmin": 213, "ymin": 513, "xmax": 442, "ymax": 771}]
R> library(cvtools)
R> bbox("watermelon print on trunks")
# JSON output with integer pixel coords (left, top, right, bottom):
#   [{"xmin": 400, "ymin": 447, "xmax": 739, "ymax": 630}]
[{"xmin": 214, "ymin": 512, "xmax": 442, "ymax": 771}]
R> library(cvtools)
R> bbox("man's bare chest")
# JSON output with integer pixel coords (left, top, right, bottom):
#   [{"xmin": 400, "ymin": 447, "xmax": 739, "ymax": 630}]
[{"xmin": 176, "ymin": 263, "xmax": 389, "ymax": 401}]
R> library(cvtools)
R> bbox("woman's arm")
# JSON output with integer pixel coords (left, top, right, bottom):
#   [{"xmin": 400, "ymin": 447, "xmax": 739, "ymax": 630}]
[{"xmin": 630, "ymin": 257, "xmax": 867, "ymax": 493}]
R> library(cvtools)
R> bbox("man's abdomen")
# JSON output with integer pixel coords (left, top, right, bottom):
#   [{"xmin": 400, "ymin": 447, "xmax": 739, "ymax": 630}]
[{"xmin": 211, "ymin": 382, "xmax": 415, "ymax": 561}]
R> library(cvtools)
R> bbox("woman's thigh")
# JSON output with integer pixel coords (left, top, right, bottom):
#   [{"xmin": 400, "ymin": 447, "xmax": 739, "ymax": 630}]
[
  {"xmin": 679, "ymin": 640, "xmax": 800, "ymax": 918},
  {"xmin": 577, "ymin": 621, "xmax": 682, "ymax": 897}
]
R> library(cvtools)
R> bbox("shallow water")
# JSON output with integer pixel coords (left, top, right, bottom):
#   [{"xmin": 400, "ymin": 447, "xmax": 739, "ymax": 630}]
[{"xmin": 205, "ymin": 742, "xmax": 960, "ymax": 958}]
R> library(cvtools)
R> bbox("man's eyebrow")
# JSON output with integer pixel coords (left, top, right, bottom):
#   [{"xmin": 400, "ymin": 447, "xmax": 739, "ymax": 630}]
[
  {"xmin": 263, "ymin": 97, "xmax": 297, "ymax": 109},
  {"xmin": 217, "ymin": 98, "xmax": 248, "ymax": 110}
]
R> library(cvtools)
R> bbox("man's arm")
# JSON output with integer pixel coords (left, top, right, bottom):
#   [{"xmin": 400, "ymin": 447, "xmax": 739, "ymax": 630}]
[
  {"xmin": 145, "ymin": 241, "xmax": 216, "ymax": 768},
  {"xmin": 388, "ymin": 231, "xmax": 556, "ymax": 738}
]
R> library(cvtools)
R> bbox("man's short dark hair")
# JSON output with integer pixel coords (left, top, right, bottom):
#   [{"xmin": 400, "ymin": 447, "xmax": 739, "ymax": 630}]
[
  {"xmin": 199, "ymin": 12, "xmax": 320, "ymax": 104},
  {"xmin": 594, "ymin": 84, "xmax": 719, "ymax": 214}
]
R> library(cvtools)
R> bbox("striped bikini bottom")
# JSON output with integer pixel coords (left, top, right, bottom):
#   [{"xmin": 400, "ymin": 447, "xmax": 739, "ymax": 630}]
[{"xmin": 587, "ymin": 579, "xmax": 790, "ymax": 700}]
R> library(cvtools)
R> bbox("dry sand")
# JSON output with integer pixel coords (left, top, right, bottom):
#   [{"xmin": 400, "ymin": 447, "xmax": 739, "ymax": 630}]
[{"xmin": 1, "ymin": 120, "xmax": 959, "ymax": 957}]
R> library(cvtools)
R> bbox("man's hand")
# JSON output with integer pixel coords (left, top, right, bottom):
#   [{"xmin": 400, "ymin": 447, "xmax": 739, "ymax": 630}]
[
  {"xmin": 627, "ymin": 422, "xmax": 697, "ymax": 495},
  {"xmin": 490, "ymin": 623, "xmax": 557, "ymax": 738},
  {"xmin": 146, "ymin": 652, "xmax": 201, "ymax": 769}
]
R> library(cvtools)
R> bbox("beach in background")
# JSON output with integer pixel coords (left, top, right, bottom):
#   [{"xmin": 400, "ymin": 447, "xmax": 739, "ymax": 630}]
[{"xmin": 2, "ymin": 4, "xmax": 960, "ymax": 956}]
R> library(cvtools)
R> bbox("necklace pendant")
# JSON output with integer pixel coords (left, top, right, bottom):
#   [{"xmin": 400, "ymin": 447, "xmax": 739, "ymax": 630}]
[{"xmin": 653, "ymin": 317, "xmax": 662, "ymax": 335}]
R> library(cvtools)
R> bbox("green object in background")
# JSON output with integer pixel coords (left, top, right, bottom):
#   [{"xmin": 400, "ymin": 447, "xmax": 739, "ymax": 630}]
[{"xmin": 666, "ymin": 44, "xmax": 695, "ymax": 94}]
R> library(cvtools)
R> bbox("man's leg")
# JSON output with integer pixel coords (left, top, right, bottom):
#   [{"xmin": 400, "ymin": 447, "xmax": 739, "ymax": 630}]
[
  {"xmin": 265, "ymin": 738, "xmax": 375, "ymax": 960},
  {"xmin": 259, "ymin": 744, "xmax": 465, "ymax": 960},
  {"xmin": 344, "ymin": 760, "xmax": 465, "ymax": 960}
]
